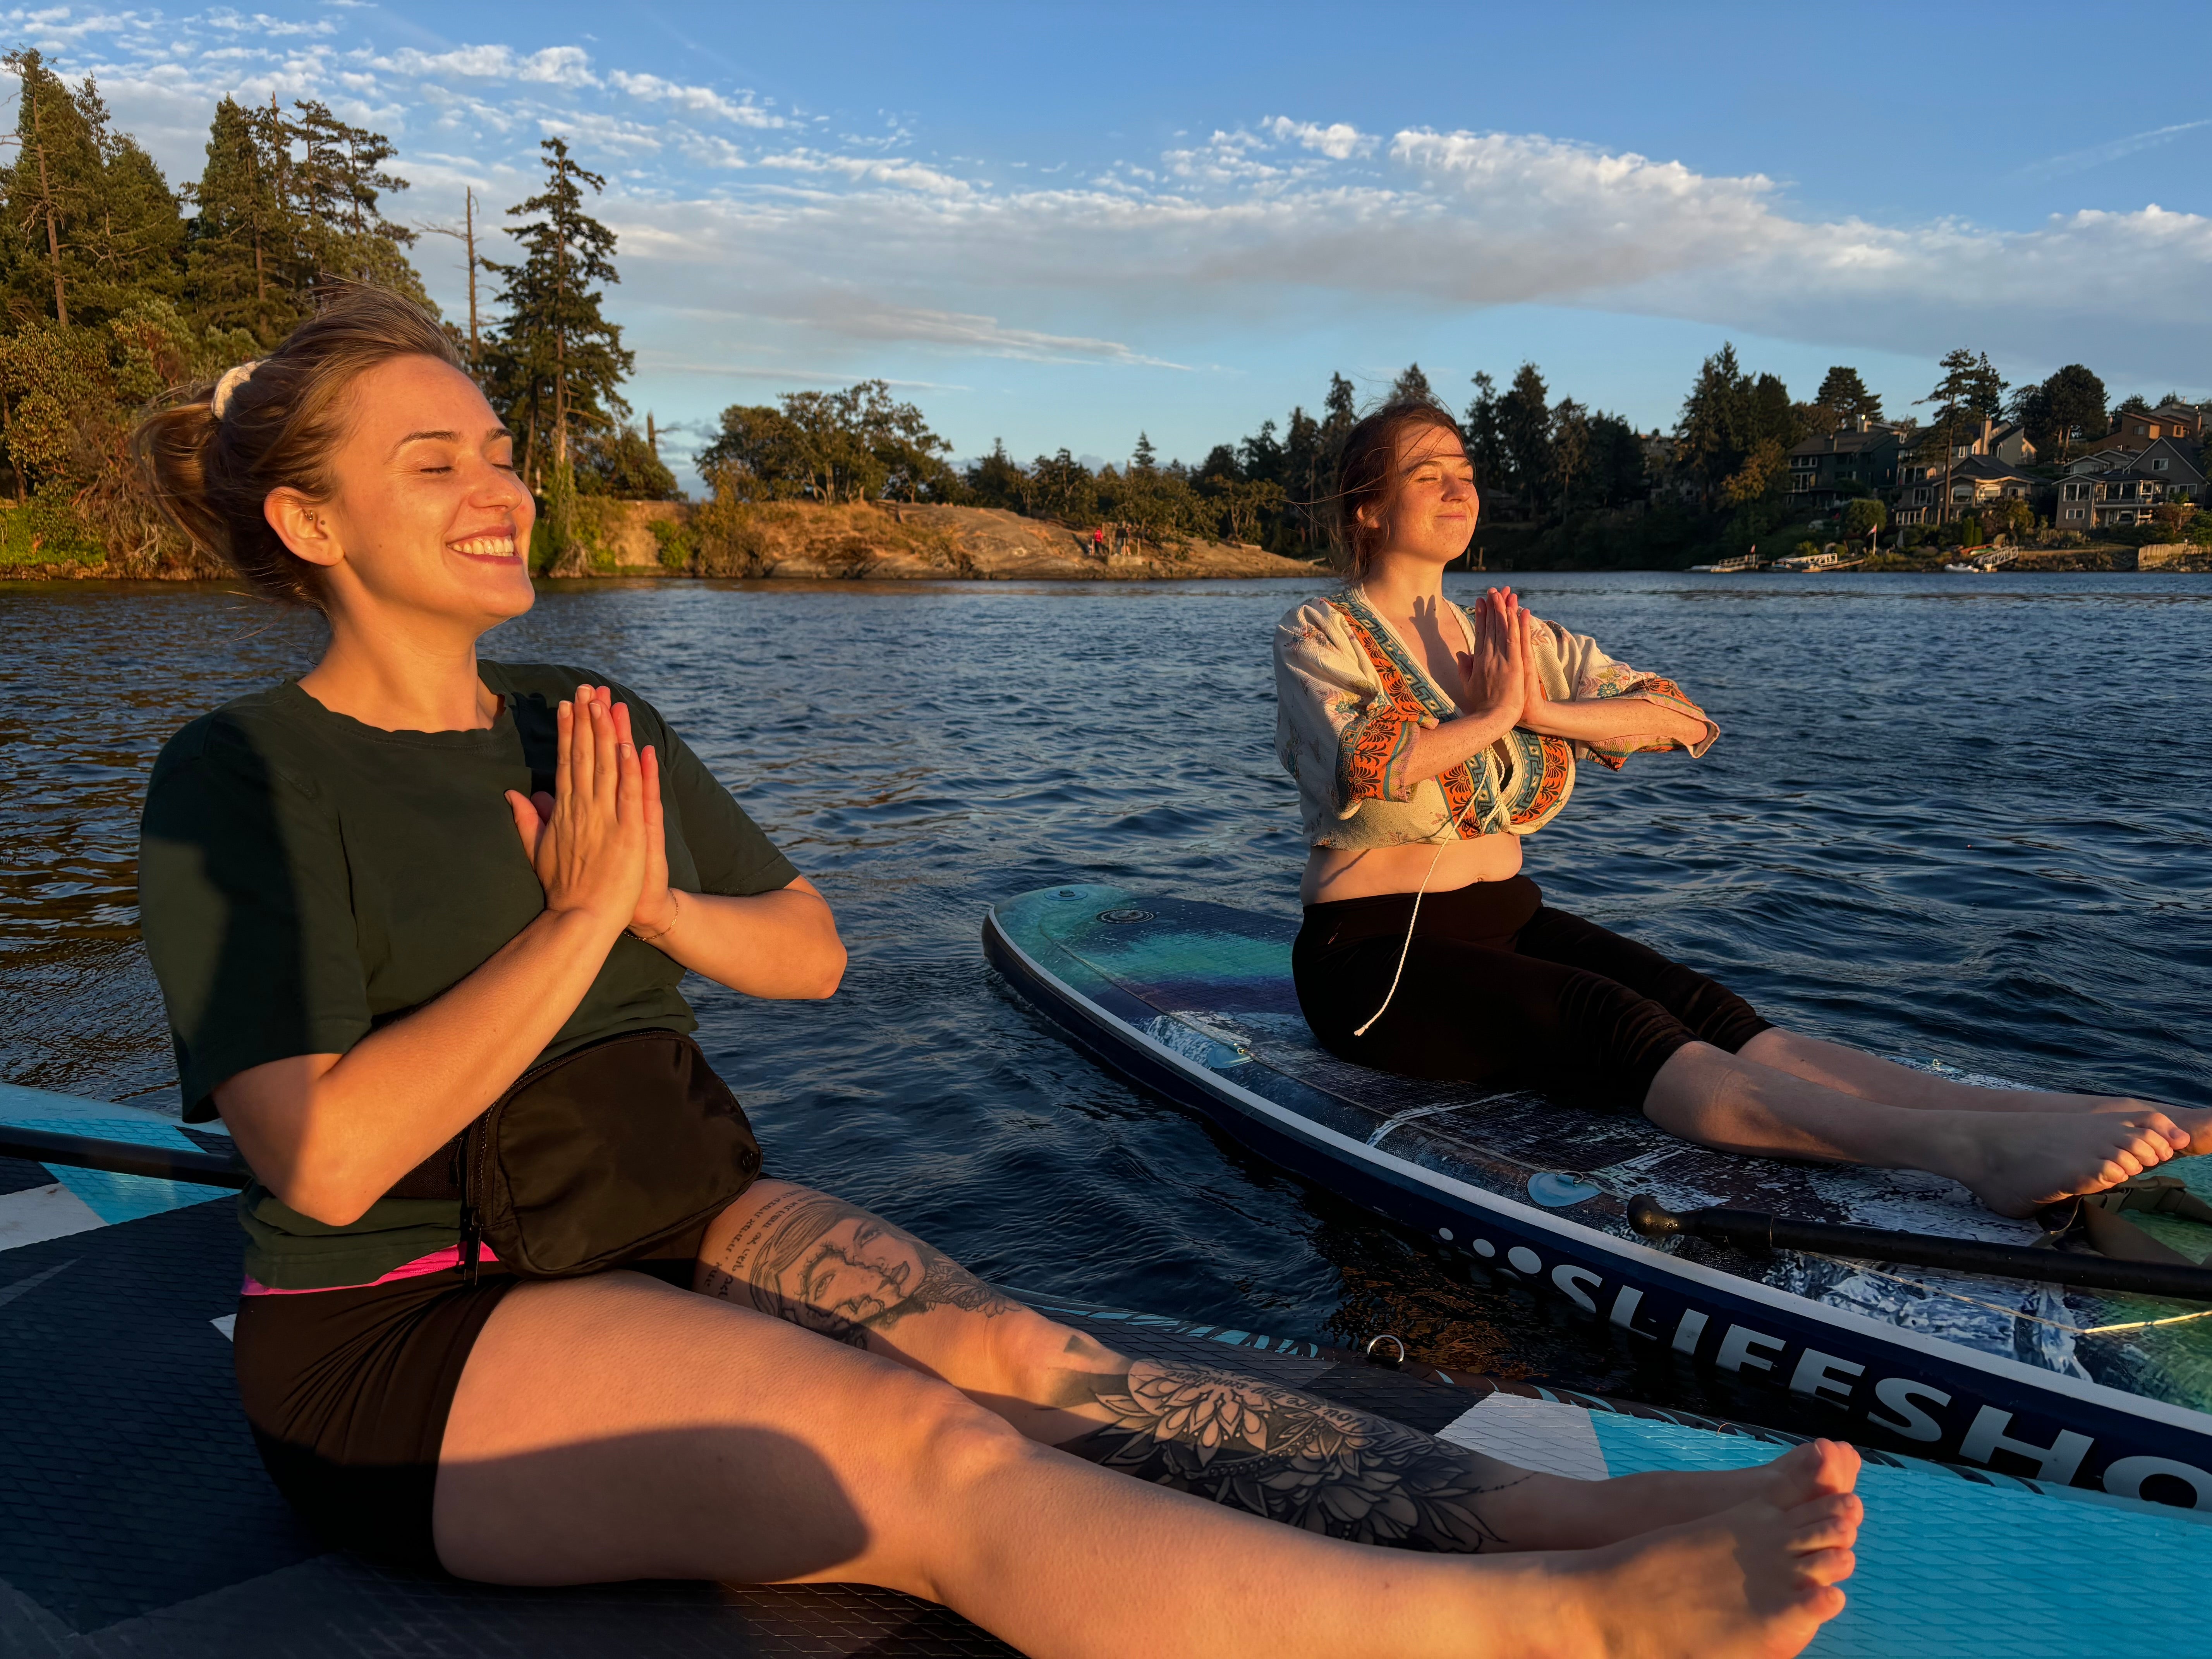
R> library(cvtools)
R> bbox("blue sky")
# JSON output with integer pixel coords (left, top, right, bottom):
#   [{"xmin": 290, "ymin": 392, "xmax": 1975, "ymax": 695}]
[{"xmin": 6, "ymin": 2, "xmax": 2209, "ymax": 482}]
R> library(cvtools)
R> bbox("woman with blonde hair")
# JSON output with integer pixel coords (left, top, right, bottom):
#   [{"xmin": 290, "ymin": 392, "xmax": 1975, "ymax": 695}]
[{"xmin": 132, "ymin": 291, "xmax": 1860, "ymax": 1659}]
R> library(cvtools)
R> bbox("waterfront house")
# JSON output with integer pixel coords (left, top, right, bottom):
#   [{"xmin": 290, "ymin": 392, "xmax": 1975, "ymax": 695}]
[
  {"xmin": 2054, "ymin": 436, "xmax": 2205, "ymax": 529},
  {"xmin": 1889, "ymin": 453, "xmax": 2037, "ymax": 526},
  {"xmin": 1786, "ymin": 420, "xmax": 1906, "ymax": 509}
]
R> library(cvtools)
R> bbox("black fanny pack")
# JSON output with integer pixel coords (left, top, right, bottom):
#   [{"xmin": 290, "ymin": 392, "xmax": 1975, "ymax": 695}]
[{"xmin": 389, "ymin": 1029, "xmax": 761, "ymax": 1280}]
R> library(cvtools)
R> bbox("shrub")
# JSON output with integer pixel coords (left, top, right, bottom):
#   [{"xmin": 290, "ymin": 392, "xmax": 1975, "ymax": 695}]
[{"xmin": 648, "ymin": 515, "xmax": 699, "ymax": 572}]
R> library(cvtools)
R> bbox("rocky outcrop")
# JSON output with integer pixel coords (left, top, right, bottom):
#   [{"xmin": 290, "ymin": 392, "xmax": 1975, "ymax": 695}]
[{"xmin": 595, "ymin": 500, "xmax": 1323, "ymax": 582}]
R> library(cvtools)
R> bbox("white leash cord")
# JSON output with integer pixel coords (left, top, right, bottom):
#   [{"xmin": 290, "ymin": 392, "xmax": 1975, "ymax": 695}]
[{"xmin": 1350, "ymin": 775, "xmax": 1483, "ymax": 1038}]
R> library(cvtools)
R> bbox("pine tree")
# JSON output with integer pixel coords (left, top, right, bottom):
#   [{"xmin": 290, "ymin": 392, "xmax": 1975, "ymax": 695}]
[
  {"xmin": 1464, "ymin": 371, "xmax": 1507, "ymax": 491},
  {"xmin": 184, "ymin": 96, "xmax": 301, "ymax": 339},
  {"xmin": 182, "ymin": 95, "xmax": 428, "ymax": 343},
  {"xmin": 1676, "ymin": 343, "xmax": 1754, "ymax": 507},
  {"xmin": 1321, "ymin": 373, "xmax": 1357, "ymax": 440},
  {"xmin": 1497, "ymin": 362, "xmax": 1554, "ymax": 516},
  {"xmin": 1814, "ymin": 366, "xmax": 1882, "ymax": 427},
  {"xmin": 482, "ymin": 136, "xmax": 634, "ymax": 550},
  {"xmin": 1280, "ymin": 405, "xmax": 1322, "ymax": 552},
  {"xmin": 2, "ymin": 50, "xmax": 104, "ymax": 326},
  {"xmin": 286, "ymin": 99, "xmax": 424, "ymax": 296},
  {"xmin": 1915, "ymin": 348, "xmax": 1987, "ymax": 524},
  {"xmin": 1390, "ymin": 361, "xmax": 1435, "ymax": 405},
  {"xmin": 1131, "ymin": 431, "xmax": 1157, "ymax": 471},
  {"xmin": 0, "ymin": 54, "xmax": 187, "ymax": 329}
]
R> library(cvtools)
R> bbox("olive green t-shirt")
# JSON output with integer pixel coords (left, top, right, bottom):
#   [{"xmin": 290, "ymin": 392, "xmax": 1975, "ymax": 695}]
[{"xmin": 137, "ymin": 662, "xmax": 799, "ymax": 1290}]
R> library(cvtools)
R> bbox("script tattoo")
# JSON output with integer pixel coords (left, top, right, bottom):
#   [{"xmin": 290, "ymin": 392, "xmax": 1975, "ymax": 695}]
[
  {"xmin": 1061, "ymin": 1358, "xmax": 1522, "ymax": 1552},
  {"xmin": 698, "ymin": 1186, "xmax": 1017, "ymax": 1345}
]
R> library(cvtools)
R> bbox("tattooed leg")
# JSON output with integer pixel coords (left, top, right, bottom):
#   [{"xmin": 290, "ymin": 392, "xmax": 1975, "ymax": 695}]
[{"xmin": 695, "ymin": 1181, "xmax": 1858, "ymax": 1556}]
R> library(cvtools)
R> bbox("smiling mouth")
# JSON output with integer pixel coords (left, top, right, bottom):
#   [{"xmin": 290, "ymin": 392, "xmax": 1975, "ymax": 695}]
[{"xmin": 450, "ymin": 532, "xmax": 520, "ymax": 561}]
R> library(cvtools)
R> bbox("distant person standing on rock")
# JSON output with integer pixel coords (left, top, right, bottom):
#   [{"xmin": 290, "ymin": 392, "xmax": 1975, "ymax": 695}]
[{"xmin": 1092, "ymin": 525, "xmax": 1108, "ymax": 560}]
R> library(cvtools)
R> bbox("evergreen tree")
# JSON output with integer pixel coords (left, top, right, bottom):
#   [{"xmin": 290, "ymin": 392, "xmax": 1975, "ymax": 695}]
[
  {"xmin": 77, "ymin": 120, "xmax": 185, "ymax": 317},
  {"xmin": 1748, "ymin": 372, "xmax": 1798, "ymax": 449},
  {"xmin": 1676, "ymin": 343, "xmax": 1753, "ymax": 507},
  {"xmin": 184, "ymin": 94, "xmax": 427, "ymax": 344},
  {"xmin": 1463, "ymin": 371, "xmax": 1507, "ymax": 491},
  {"xmin": 1389, "ymin": 361, "xmax": 1435, "ymax": 405},
  {"xmin": 963, "ymin": 438, "xmax": 1025, "ymax": 509},
  {"xmin": 1585, "ymin": 412, "xmax": 1646, "ymax": 508},
  {"xmin": 1280, "ymin": 405, "xmax": 1323, "ymax": 552},
  {"xmin": 286, "ymin": 98, "xmax": 423, "ymax": 295},
  {"xmin": 1915, "ymin": 348, "xmax": 1989, "ymax": 524},
  {"xmin": 1131, "ymin": 431, "xmax": 1157, "ymax": 471},
  {"xmin": 1550, "ymin": 397, "xmax": 1590, "ymax": 515},
  {"xmin": 2, "ymin": 51, "xmax": 108, "ymax": 326},
  {"xmin": 1321, "ymin": 372, "xmax": 1357, "ymax": 441},
  {"xmin": 1813, "ymin": 366, "xmax": 1882, "ymax": 427},
  {"xmin": 183, "ymin": 96, "xmax": 299, "ymax": 339},
  {"xmin": 2037, "ymin": 364, "xmax": 2108, "ymax": 462},
  {"xmin": 482, "ymin": 136, "xmax": 633, "ymax": 555},
  {"xmin": 1496, "ymin": 362, "xmax": 1554, "ymax": 516},
  {"xmin": 1238, "ymin": 416, "xmax": 1283, "ymax": 486}
]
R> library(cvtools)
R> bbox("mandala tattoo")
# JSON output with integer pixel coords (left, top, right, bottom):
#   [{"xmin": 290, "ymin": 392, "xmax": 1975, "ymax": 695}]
[
  {"xmin": 699, "ymin": 1188, "xmax": 1017, "ymax": 1347},
  {"xmin": 1062, "ymin": 1359, "xmax": 1522, "ymax": 1553}
]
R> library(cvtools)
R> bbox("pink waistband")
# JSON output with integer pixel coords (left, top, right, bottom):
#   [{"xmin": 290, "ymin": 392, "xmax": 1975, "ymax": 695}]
[{"xmin": 241, "ymin": 1241, "xmax": 500, "ymax": 1296}]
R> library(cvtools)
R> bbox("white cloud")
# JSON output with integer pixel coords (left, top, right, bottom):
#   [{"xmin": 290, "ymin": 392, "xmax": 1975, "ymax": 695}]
[
  {"xmin": 378, "ymin": 44, "xmax": 596, "ymax": 88},
  {"xmin": 771, "ymin": 301, "xmax": 1187, "ymax": 368},
  {"xmin": 19, "ymin": 11, "xmax": 2205, "ymax": 393},
  {"xmin": 1262, "ymin": 116, "xmax": 1373, "ymax": 160},
  {"xmin": 608, "ymin": 69, "xmax": 784, "ymax": 129},
  {"xmin": 596, "ymin": 124, "xmax": 2207, "ymax": 386},
  {"xmin": 755, "ymin": 148, "xmax": 973, "ymax": 196},
  {"xmin": 2018, "ymin": 118, "xmax": 2212, "ymax": 180}
]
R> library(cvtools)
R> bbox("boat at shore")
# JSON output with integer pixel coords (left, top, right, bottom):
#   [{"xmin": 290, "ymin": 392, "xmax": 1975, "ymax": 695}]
[
  {"xmin": 1770, "ymin": 551, "xmax": 1868, "ymax": 573},
  {"xmin": 985, "ymin": 883, "xmax": 2212, "ymax": 1515},
  {"xmin": 1688, "ymin": 553, "xmax": 1764, "ymax": 574},
  {"xmin": 2, "ymin": 1073, "xmax": 2207, "ymax": 1655}
]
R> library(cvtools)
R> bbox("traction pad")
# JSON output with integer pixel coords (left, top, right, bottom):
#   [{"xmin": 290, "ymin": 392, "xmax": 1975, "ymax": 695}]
[{"xmin": 8, "ymin": 1176, "xmax": 2208, "ymax": 1657}]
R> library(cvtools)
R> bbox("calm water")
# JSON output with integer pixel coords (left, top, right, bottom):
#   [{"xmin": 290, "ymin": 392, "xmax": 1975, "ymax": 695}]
[{"xmin": 3, "ymin": 572, "xmax": 2208, "ymax": 1409}]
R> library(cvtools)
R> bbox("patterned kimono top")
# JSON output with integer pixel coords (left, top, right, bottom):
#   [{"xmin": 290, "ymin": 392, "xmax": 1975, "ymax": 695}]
[{"xmin": 1274, "ymin": 588, "xmax": 1718, "ymax": 850}]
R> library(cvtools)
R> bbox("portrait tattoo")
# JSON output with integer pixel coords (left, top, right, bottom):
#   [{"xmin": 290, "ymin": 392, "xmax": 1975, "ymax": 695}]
[
  {"xmin": 1061, "ymin": 1359, "xmax": 1522, "ymax": 1553},
  {"xmin": 700, "ymin": 1188, "xmax": 1017, "ymax": 1346}
]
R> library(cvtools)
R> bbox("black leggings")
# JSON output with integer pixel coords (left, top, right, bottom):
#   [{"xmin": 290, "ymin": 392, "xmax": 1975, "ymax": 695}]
[{"xmin": 1293, "ymin": 875, "xmax": 1771, "ymax": 1114}]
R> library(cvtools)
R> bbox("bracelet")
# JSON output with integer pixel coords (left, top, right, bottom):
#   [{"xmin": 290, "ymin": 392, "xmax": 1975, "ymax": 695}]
[{"xmin": 627, "ymin": 887, "xmax": 681, "ymax": 945}]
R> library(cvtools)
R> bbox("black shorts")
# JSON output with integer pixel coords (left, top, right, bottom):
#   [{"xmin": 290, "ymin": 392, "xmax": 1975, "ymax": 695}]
[
  {"xmin": 233, "ymin": 1228, "xmax": 707, "ymax": 1571},
  {"xmin": 1293, "ymin": 874, "xmax": 1771, "ymax": 1113}
]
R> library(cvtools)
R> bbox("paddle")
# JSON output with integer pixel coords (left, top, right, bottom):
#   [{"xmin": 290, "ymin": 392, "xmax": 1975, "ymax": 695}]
[
  {"xmin": 1628, "ymin": 1195, "xmax": 2212, "ymax": 1304},
  {"xmin": 1, "ymin": 1124, "xmax": 251, "ymax": 1189}
]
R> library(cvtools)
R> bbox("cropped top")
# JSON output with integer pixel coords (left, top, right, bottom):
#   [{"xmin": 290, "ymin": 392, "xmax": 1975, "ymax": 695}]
[{"xmin": 1273, "ymin": 589, "xmax": 1717, "ymax": 850}]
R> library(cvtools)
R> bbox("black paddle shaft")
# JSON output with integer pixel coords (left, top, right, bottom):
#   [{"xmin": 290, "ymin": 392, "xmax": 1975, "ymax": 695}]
[
  {"xmin": 1629, "ymin": 1195, "xmax": 2212, "ymax": 1304},
  {"xmin": 0, "ymin": 1124, "xmax": 250, "ymax": 1189}
]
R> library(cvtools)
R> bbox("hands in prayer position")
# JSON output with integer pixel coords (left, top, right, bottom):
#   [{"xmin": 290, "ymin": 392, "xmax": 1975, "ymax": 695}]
[{"xmin": 503, "ymin": 685, "xmax": 670, "ymax": 938}]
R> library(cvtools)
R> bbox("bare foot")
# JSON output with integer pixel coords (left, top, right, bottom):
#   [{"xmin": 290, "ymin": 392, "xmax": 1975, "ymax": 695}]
[
  {"xmin": 1956, "ymin": 1110, "xmax": 2189, "ymax": 1217},
  {"xmin": 2089, "ymin": 1099, "xmax": 2212, "ymax": 1154},
  {"xmin": 1544, "ymin": 1486, "xmax": 1861, "ymax": 1659},
  {"xmin": 1499, "ymin": 1438, "xmax": 1861, "ymax": 1551}
]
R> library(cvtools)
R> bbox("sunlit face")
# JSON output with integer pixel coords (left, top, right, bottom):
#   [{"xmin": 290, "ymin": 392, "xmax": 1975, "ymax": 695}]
[
  {"xmin": 273, "ymin": 354, "xmax": 536, "ymax": 633},
  {"xmin": 1370, "ymin": 424, "xmax": 1480, "ymax": 567}
]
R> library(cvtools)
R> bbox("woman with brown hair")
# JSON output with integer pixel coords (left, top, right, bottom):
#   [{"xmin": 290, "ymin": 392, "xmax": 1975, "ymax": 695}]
[
  {"xmin": 131, "ymin": 290, "xmax": 1863, "ymax": 1658},
  {"xmin": 1277, "ymin": 399, "xmax": 2205, "ymax": 1219}
]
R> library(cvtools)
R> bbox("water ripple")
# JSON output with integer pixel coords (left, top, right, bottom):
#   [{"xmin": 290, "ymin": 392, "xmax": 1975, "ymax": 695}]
[{"xmin": 1, "ymin": 570, "xmax": 2206, "ymax": 1403}]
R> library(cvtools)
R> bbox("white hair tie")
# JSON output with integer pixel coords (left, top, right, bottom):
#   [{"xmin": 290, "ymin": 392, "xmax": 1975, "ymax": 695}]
[{"xmin": 211, "ymin": 361, "xmax": 262, "ymax": 419}]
